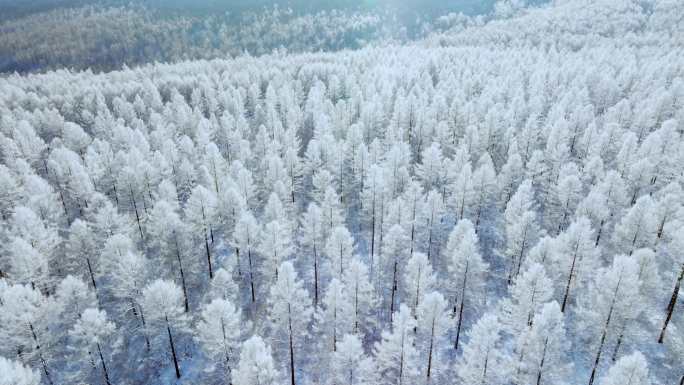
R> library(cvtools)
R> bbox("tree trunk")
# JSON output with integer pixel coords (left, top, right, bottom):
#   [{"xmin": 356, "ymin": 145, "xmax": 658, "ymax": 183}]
[
  {"xmin": 248, "ymin": 247, "xmax": 256, "ymax": 303},
  {"xmin": 166, "ymin": 317, "xmax": 181, "ymax": 379},
  {"xmin": 455, "ymin": 261, "xmax": 469, "ymax": 350},
  {"xmin": 370, "ymin": 197, "xmax": 376, "ymax": 270},
  {"xmin": 29, "ymin": 322, "xmax": 54, "ymax": 385},
  {"xmin": 390, "ymin": 260, "xmax": 398, "ymax": 322},
  {"xmin": 129, "ymin": 186, "xmax": 145, "ymax": 242},
  {"xmin": 204, "ymin": 232, "xmax": 213, "ymax": 279},
  {"xmin": 561, "ymin": 251, "xmax": 579, "ymax": 313},
  {"xmin": 426, "ymin": 319, "xmax": 435, "ymax": 383},
  {"xmin": 313, "ymin": 242, "xmax": 319, "ymax": 306},
  {"xmin": 288, "ymin": 304, "xmax": 296, "ymax": 385},
  {"xmin": 658, "ymin": 263, "xmax": 684, "ymax": 343},
  {"xmin": 175, "ymin": 234, "xmax": 190, "ymax": 313},
  {"xmin": 536, "ymin": 338, "xmax": 548, "ymax": 385},
  {"xmin": 86, "ymin": 257, "xmax": 99, "ymax": 304},
  {"xmin": 595, "ymin": 219, "xmax": 604, "ymax": 246},
  {"xmin": 588, "ymin": 272, "xmax": 623, "ymax": 385},
  {"xmin": 97, "ymin": 343, "xmax": 112, "ymax": 385}
]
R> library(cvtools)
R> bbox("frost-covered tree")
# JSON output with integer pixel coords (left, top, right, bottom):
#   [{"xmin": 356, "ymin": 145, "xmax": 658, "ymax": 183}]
[
  {"xmin": 141, "ymin": 280, "xmax": 189, "ymax": 379},
  {"xmin": 416, "ymin": 291, "xmax": 450, "ymax": 383},
  {"xmin": 325, "ymin": 225, "xmax": 355, "ymax": 279},
  {"xmin": 196, "ymin": 298, "xmax": 242, "ymax": 378},
  {"xmin": 342, "ymin": 257, "xmax": 375, "ymax": 336},
  {"xmin": 455, "ymin": 312, "xmax": 506, "ymax": 385},
  {"xmin": 234, "ymin": 335, "xmax": 280, "ymax": 385},
  {"xmin": 185, "ymin": 185, "xmax": 218, "ymax": 279},
  {"xmin": 374, "ymin": 304, "xmax": 419, "ymax": 385},
  {"xmin": 404, "ymin": 252, "xmax": 435, "ymax": 314},
  {"xmin": 0, "ymin": 356, "xmax": 41, "ymax": 385},
  {"xmin": 268, "ymin": 261, "xmax": 312, "ymax": 385},
  {"xmin": 317, "ymin": 278, "xmax": 353, "ymax": 353},
  {"xmin": 233, "ymin": 211, "xmax": 261, "ymax": 303},
  {"xmin": 67, "ymin": 308, "xmax": 118, "ymax": 385},
  {"xmin": 512, "ymin": 301, "xmax": 571, "ymax": 385},
  {"xmin": 301, "ymin": 202, "xmax": 324, "ymax": 306},
  {"xmin": 502, "ymin": 180, "xmax": 539, "ymax": 282},
  {"xmin": 444, "ymin": 219, "xmax": 489, "ymax": 349},
  {"xmin": 260, "ymin": 219, "xmax": 294, "ymax": 282},
  {"xmin": 0, "ymin": 283, "xmax": 53, "ymax": 384},
  {"xmin": 598, "ymin": 351, "xmax": 651, "ymax": 385},
  {"xmin": 579, "ymin": 255, "xmax": 642, "ymax": 385},
  {"xmin": 331, "ymin": 334, "xmax": 376, "ymax": 385}
]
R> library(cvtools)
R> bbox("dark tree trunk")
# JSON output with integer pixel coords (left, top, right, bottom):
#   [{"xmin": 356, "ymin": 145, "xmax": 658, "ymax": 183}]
[
  {"xmin": 561, "ymin": 250, "xmax": 579, "ymax": 313},
  {"xmin": 536, "ymin": 338, "xmax": 548, "ymax": 385},
  {"xmin": 455, "ymin": 261, "xmax": 469, "ymax": 350},
  {"xmin": 313, "ymin": 242, "xmax": 319, "ymax": 306},
  {"xmin": 390, "ymin": 260, "xmax": 398, "ymax": 322},
  {"xmin": 426, "ymin": 319, "xmax": 435, "ymax": 382},
  {"xmin": 130, "ymin": 186, "xmax": 145, "ymax": 242},
  {"xmin": 166, "ymin": 317, "xmax": 181, "ymax": 379},
  {"xmin": 248, "ymin": 248, "xmax": 256, "ymax": 303},
  {"xmin": 588, "ymin": 273, "xmax": 622, "ymax": 385},
  {"xmin": 288, "ymin": 304, "xmax": 296, "ymax": 385},
  {"xmin": 175, "ymin": 234, "xmax": 190, "ymax": 312},
  {"xmin": 659, "ymin": 263, "xmax": 684, "ymax": 343},
  {"xmin": 97, "ymin": 343, "xmax": 112, "ymax": 385},
  {"xmin": 204, "ymin": 232, "xmax": 213, "ymax": 279}
]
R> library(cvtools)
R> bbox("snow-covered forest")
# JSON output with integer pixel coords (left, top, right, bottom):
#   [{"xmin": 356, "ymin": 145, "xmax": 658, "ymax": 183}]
[{"xmin": 0, "ymin": 0, "xmax": 683, "ymax": 384}]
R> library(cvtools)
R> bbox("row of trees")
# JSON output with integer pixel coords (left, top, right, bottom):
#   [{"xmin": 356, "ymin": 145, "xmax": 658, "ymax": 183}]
[{"xmin": 1, "ymin": 0, "xmax": 683, "ymax": 384}]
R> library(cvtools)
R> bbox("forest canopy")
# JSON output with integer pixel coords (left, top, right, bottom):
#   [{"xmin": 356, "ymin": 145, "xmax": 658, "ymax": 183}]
[{"xmin": 0, "ymin": 1, "xmax": 683, "ymax": 385}]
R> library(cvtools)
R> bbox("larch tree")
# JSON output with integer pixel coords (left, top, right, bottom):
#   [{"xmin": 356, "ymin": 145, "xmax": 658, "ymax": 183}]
[
  {"xmin": 196, "ymin": 298, "xmax": 242, "ymax": 379},
  {"xmin": 470, "ymin": 154, "xmax": 497, "ymax": 230},
  {"xmin": 374, "ymin": 304, "xmax": 419, "ymax": 385},
  {"xmin": 455, "ymin": 312, "xmax": 506, "ymax": 385},
  {"xmin": 612, "ymin": 195, "xmax": 657, "ymax": 255},
  {"xmin": 185, "ymin": 185, "xmax": 218, "ymax": 279},
  {"xmin": 502, "ymin": 180, "xmax": 539, "ymax": 283},
  {"xmin": 449, "ymin": 161, "xmax": 474, "ymax": 222},
  {"xmin": 268, "ymin": 261, "xmax": 312, "ymax": 385},
  {"xmin": 420, "ymin": 190, "xmax": 444, "ymax": 261},
  {"xmin": 416, "ymin": 291, "xmax": 450, "ymax": 384},
  {"xmin": 0, "ymin": 283, "xmax": 54, "ymax": 385},
  {"xmin": 260, "ymin": 219, "xmax": 294, "ymax": 282},
  {"xmin": 659, "ymin": 226, "xmax": 684, "ymax": 343},
  {"xmin": 361, "ymin": 164, "xmax": 386, "ymax": 268},
  {"xmin": 316, "ymin": 278, "xmax": 353, "ymax": 353},
  {"xmin": 67, "ymin": 308, "xmax": 118, "ymax": 385},
  {"xmin": 550, "ymin": 217, "xmax": 599, "ymax": 313},
  {"xmin": 512, "ymin": 301, "xmax": 571, "ymax": 385},
  {"xmin": 141, "ymin": 279, "xmax": 189, "ymax": 379},
  {"xmin": 54, "ymin": 275, "xmax": 97, "ymax": 330},
  {"xmin": 145, "ymin": 199, "xmax": 194, "ymax": 312},
  {"xmin": 331, "ymin": 334, "xmax": 377, "ymax": 385},
  {"xmin": 579, "ymin": 255, "xmax": 642, "ymax": 385},
  {"xmin": 598, "ymin": 351, "xmax": 651, "ymax": 385},
  {"xmin": 500, "ymin": 263, "xmax": 555, "ymax": 337},
  {"xmin": 0, "ymin": 356, "xmax": 42, "ymax": 385},
  {"xmin": 325, "ymin": 225, "xmax": 355, "ymax": 279},
  {"xmin": 301, "ymin": 202, "xmax": 324, "ymax": 306},
  {"xmin": 234, "ymin": 335, "xmax": 280, "ymax": 385},
  {"xmin": 342, "ymin": 257, "xmax": 376, "ymax": 337},
  {"xmin": 381, "ymin": 224, "xmax": 411, "ymax": 321},
  {"xmin": 6, "ymin": 237, "xmax": 50, "ymax": 291},
  {"xmin": 444, "ymin": 218, "xmax": 489, "ymax": 350},
  {"xmin": 404, "ymin": 252, "xmax": 435, "ymax": 314},
  {"xmin": 64, "ymin": 219, "xmax": 100, "ymax": 299},
  {"xmin": 233, "ymin": 210, "xmax": 261, "ymax": 303}
]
